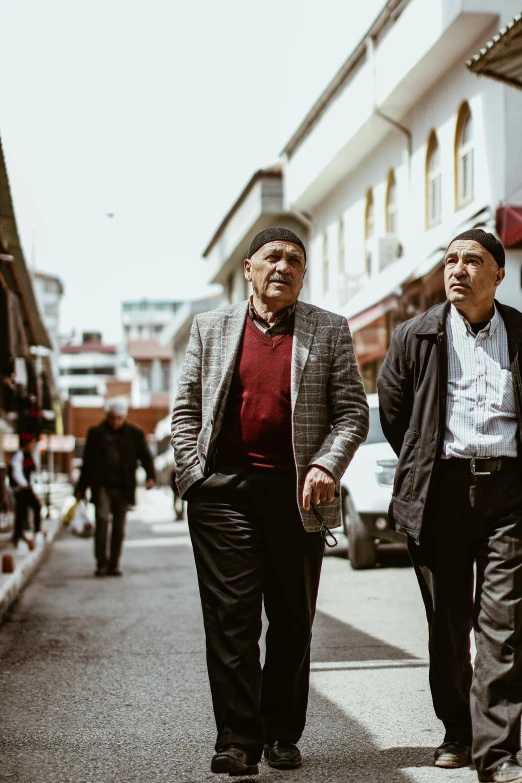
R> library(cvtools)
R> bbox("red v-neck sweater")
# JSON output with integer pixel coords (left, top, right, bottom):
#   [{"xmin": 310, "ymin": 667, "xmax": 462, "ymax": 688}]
[{"xmin": 218, "ymin": 316, "xmax": 295, "ymax": 470}]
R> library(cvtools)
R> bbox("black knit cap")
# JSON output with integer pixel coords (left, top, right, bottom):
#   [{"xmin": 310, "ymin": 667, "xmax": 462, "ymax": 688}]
[
  {"xmin": 247, "ymin": 227, "xmax": 306, "ymax": 261},
  {"xmin": 447, "ymin": 229, "xmax": 505, "ymax": 268}
]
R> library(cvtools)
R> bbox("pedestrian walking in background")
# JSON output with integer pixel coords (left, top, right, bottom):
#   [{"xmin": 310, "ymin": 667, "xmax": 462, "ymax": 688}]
[
  {"xmin": 75, "ymin": 399, "xmax": 156, "ymax": 577},
  {"xmin": 8, "ymin": 433, "xmax": 41, "ymax": 547},
  {"xmin": 172, "ymin": 227, "xmax": 369, "ymax": 777},
  {"xmin": 378, "ymin": 230, "xmax": 522, "ymax": 783}
]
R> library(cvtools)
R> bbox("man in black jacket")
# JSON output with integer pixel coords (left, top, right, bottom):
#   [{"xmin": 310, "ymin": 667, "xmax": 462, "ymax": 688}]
[
  {"xmin": 378, "ymin": 230, "xmax": 522, "ymax": 783},
  {"xmin": 76, "ymin": 399, "xmax": 156, "ymax": 577}
]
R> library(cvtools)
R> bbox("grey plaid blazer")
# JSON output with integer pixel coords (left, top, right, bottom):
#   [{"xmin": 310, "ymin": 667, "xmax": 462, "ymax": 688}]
[{"xmin": 171, "ymin": 299, "xmax": 369, "ymax": 532}]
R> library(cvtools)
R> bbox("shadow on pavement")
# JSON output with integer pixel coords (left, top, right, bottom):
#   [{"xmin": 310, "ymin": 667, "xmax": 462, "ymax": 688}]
[
  {"xmin": 291, "ymin": 688, "xmax": 434, "ymax": 783},
  {"xmin": 312, "ymin": 609, "xmax": 418, "ymax": 662}
]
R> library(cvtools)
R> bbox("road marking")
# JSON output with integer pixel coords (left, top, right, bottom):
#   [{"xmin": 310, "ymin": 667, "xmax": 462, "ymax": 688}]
[{"xmin": 311, "ymin": 659, "xmax": 429, "ymax": 672}]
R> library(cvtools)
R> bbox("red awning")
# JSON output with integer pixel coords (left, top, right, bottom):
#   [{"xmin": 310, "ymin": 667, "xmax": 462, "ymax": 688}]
[
  {"xmin": 496, "ymin": 205, "xmax": 522, "ymax": 248},
  {"xmin": 348, "ymin": 294, "xmax": 398, "ymax": 334}
]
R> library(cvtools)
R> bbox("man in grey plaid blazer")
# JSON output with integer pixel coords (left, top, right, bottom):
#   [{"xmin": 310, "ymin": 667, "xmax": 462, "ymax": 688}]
[{"xmin": 172, "ymin": 227, "xmax": 368, "ymax": 776}]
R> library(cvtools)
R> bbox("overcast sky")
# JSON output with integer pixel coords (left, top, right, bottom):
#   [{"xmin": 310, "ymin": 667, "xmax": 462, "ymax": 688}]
[{"xmin": 0, "ymin": 0, "xmax": 383, "ymax": 342}]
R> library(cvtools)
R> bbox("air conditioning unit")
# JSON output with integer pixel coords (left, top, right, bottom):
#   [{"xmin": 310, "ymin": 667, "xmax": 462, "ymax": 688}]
[
  {"xmin": 367, "ymin": 235, "xmax": 402, "ymax": 274},
  {"xmin": 338, "ymin": 272, "xmax": 366, "ymax": 307}
]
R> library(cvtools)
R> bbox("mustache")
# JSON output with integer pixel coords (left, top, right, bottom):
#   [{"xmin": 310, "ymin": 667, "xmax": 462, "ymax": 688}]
[
  {"xmin": 269, "ymin": 273, "xmax": 292, "ymax": 284},
  {"xmin": 449, "ymin": 277, "xmax": 471, "ymax": 288}
]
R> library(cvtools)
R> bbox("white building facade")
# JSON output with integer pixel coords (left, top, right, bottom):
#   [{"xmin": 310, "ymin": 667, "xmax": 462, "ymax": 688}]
[
  {"xmin": 121, "ymin": 299, "xmax": 183, "ymax": 342},
  {"xmin": 120, "ymin": 298, "xmax": 187, "ymax": 408},
  {"xmin": 30, "ymin": 269, "xmax": 64, "ymax": 379},
  {"xmin": 59, "ymin": 332, "xmax": 135, "ymax": 408},
  {"xmin": 282, "ymin": 0, "xmax": 522, "ymax": 389}
]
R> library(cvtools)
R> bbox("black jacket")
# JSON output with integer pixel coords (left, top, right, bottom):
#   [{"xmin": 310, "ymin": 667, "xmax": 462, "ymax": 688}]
[
  {"xmin": 377, "ymin": 300, "xmax": 522, "ymax": 543},
  {"xmin": 76, "ymin": 419, "xmax": 156, "ymax": 506}
]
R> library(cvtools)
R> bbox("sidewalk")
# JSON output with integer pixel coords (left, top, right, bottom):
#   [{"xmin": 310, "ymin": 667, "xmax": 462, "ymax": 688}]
[{"xmin": 0, "ymin": 482, "xmax": 72, "ymax": 622}]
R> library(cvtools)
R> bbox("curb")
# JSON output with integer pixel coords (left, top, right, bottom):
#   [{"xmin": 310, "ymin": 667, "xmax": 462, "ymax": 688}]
[{"xmin": 0, "ymin": 515, "xmax": 62, "ymax": 624}]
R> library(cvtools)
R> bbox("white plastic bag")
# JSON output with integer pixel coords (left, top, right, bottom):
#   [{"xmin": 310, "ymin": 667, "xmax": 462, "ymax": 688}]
[{"xmin": 70, "ymin": 500, "xmax": 95, "ymax": 537}]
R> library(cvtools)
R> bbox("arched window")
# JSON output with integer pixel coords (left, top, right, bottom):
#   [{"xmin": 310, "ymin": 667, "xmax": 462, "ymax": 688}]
[
  {"xmin": 426, "ymin": 131, "xmax": 442, "ymax": 228},
  {"xmin": 455, "ymin": 102, "xmax": 474, "ymax": 208},
  {"xmin": 338, "ymin": 216, "xmax": 345, "ymax": 275},
  {"xmin": 365, "ymin": 189, "xmax": 374, "ymax": 273},
  {"xmin": 322, "ymin": 230, "xmax": 329, "ymax": 294},
  {"xmin": 386, "ymin": 170, "xmax": 398, "ymax": 234}
]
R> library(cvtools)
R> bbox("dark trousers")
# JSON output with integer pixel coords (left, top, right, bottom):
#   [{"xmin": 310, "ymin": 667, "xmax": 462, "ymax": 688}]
[
  {"xmin": 186, "ymin": 467, "xmax": 324, "ymax": 762},
  {"xmin": 409, "ymin": 459, "xmax": 522, "ymax": 780},
  {"xmin": 94, "ymin": 487, "xmax": 128, "ymax": 569},
  {"xmin": 13, "ymin": 487, "xmax": 41, "ymax": 542}
]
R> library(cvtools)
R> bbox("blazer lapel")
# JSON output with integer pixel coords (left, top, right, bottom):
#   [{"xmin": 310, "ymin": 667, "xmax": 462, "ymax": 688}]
[
  {"xmin": 291, "ymin": 301, "xmax": 317, "ymax": 409},
  {"xmin": 212, "ymin": 301, "xmax": 248, "ymax": 419}
]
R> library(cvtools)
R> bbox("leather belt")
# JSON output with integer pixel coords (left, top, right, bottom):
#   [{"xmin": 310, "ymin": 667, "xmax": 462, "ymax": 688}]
[{"xmin": 443, "ymin": 457, "xmax": 519, "ymax": 475}]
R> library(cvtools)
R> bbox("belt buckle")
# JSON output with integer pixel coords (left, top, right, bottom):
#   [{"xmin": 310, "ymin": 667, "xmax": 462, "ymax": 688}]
[{"xmin": 470, "ymin": 457, "xmax": 491, "ymax": 476}]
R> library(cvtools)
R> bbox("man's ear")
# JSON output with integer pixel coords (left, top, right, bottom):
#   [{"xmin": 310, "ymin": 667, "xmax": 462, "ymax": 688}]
[
  {"xmin": 495, "ymin": 267, "xmax": 506, "ymax": 288},
  {"xmin": 244, "ymin": 258, "xmax": 252, "ymax": 281}
]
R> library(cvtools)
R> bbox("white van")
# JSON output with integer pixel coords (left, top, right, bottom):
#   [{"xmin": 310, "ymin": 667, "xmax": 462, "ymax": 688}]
[{"xmin": 340, "ymin": 394, "xmax": 405, "ymax": 569}]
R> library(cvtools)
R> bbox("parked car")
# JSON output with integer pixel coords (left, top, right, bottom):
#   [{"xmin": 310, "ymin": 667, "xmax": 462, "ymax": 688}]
[{"xmin": 340, "ymin": 394, "xmax": 404, "ymax": 569}]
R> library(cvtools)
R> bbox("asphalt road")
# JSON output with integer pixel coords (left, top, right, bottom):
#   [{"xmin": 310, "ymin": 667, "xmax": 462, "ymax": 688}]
[{"xmin": 0, "ymin": 488, "xmax": 480, "ymax": 783}]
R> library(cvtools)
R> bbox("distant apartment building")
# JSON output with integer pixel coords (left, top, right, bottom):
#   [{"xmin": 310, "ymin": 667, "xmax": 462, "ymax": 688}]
[
  {"xmin": 121, "ymin": 298, "xmax": 182, "ymax": 342},
  {"xmin": 126, "ymin": 340, "xmax": 172, "ymax": 408},
  {"xmin": 59, "ymin": 332, "xmax": 135, "ymax": 408},
  {"xmin": 121, "ymin": 299, "xmax": 183, "ymax": 407},
  {"xmin": 30, "ymin": 269, "xmax": 64, "ymax": 377},
  {"xmin": 161, "ymin": 293, "xmax": 224, "ymax": 405}
]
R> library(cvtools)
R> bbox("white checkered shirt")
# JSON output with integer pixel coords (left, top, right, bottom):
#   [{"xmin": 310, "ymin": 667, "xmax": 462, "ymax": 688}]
[{"xmin": 442, "ymin": 304, "xmax": 518, "ymax": 458}]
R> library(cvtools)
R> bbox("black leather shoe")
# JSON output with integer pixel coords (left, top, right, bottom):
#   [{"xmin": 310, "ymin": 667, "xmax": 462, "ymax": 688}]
[
  {"xmin": 434, "ymin": 741, "xmax": 470, "ymax": 768},
  {"xmin": 481, "ymin": 760, "xmax": 522, "ymax": 782},
  {"xmin": 211, "ymin": 745, "xmax": 259, "ymax": 776},
  {"xmin": 264, "ymin": 740, "xmax": 302, "ymax": 770},
  {"xmin": 107, "ymin": 568, "xmax": 123, "ymax": 576}
]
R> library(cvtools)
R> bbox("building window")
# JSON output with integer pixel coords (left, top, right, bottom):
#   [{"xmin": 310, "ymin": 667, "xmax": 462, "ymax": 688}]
[
  {"xmin": 455, "ymin": 102, "xmax": 474, "ymax": 208},
  {"xmin": 426, "ymin": 131, "xmax": 442, "ymax": 228},
  {"xmin": 68, "ymin": 387, "xmax": 98, "ymax": 396},
  {"xmin": 386, "ymin": 170, "xmax": 398, "ymax": 234},
  {"xmin": 338, "ymin": 216, "xmax": 345, "ymax": 275},
  {"xmin": 322, "ymin": 231, "xmax": 329, "ymax": 294},
  {"xmin": 365, "ymin": 189, "xmax": 374, "ymax": 273},
  {"xmin": 161, "ymin": 362, "xmax": 170, "ymax": 392},
  {"xmin": 139, "ymin": 362, "xmax": 152, "ymax": 393}
]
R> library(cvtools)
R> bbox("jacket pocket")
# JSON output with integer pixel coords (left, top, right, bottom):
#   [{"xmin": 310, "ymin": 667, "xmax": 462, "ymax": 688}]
[{"xmin": 393, "ymin": 429, "xmax": 420, "ymax": 503}]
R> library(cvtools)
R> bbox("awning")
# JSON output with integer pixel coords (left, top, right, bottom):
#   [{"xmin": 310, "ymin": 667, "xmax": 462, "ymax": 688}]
[
  {"xmin": 344, "ymin": 247, "xmax": 445, "ymax": 334},
  {"xmin": 348, "ymin": 295, "xmax": 398, "ymax": 333},
  {"xmin": 467, "ymin": 13, "xmax": 522, "ymax": 90},
  {"xmin": 496, "ymin": 205, "xmax": 522, "ymax": 248}
]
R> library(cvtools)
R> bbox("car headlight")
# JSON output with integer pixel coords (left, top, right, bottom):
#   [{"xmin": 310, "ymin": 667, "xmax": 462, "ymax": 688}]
[{"xmin": 375, "ymin": 458, "xmax": 397, "ymax": 486}]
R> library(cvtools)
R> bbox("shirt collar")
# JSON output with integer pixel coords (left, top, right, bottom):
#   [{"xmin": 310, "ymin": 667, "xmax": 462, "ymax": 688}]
[
  {"xmin": 248, "ymin": 296, "xmax": 296, "ymax": 331},
  {"xmin": 450, "ymin": 303, "xmax": 499, "ymax": 338}
]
